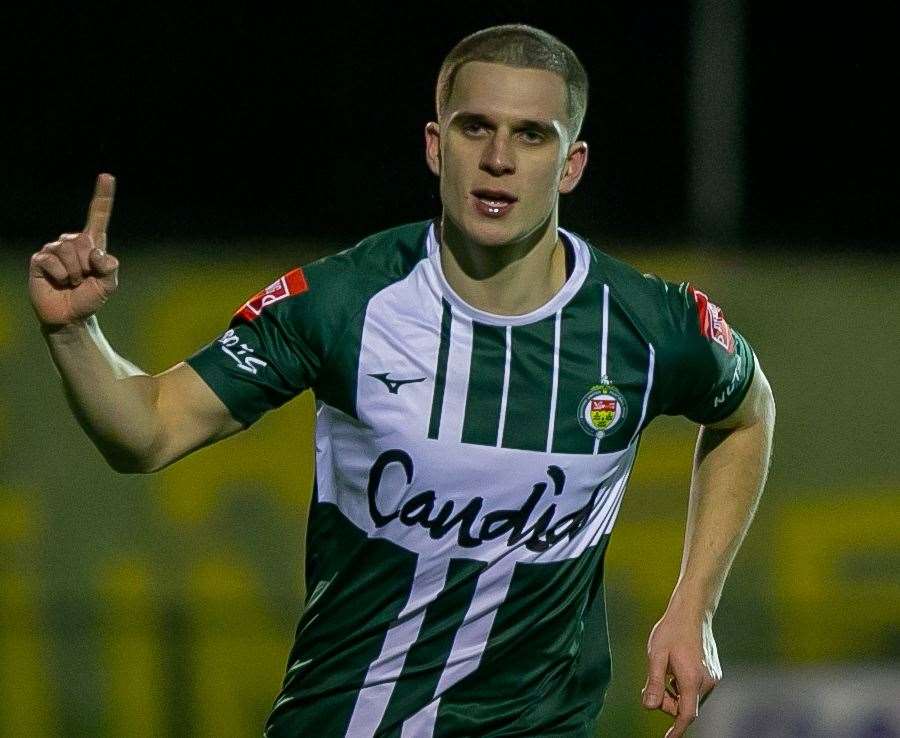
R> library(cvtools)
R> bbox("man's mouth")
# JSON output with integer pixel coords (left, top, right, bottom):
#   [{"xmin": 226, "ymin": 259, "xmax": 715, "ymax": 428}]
[
  {"xmin": 471, "ymin": 188, "xmax": 518, "ymax": 205},
  {"xmin": 471, "ymin": 189, "xmax": 518, "ymax": 218}
]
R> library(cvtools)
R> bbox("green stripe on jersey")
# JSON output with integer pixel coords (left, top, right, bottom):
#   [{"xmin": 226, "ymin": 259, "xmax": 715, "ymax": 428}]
[
  {"xmin": 461, "ymin": 322, "xmax": 507, "ymax": 446},
  {"xmin": 427, "ymin": 300, "xmax": 453, "ymax": 440},
  {"xmin": 548, "ymin": 285, "xmax": 655, "ymax": 454},
  {"xmin": 501, "ymin": 315, "xmax": 557, "ymax": 451},
  {"xmin": 265, "ymin": 500, "xmax": 419, "ymax": 737},
  {"xmin": 432, "ymin": 538, "xmax": 614, "ymax": 736},
  {"xmin": 550, "ymin": 293, "xmax": 605, "ymax": 454},
  {"xmin": 596, "ymin": 296, "xmax": 654, "ymax": 453},
  {"xmin": 377, "ymin": 558, "xmax": 487, "ymax": 735}
]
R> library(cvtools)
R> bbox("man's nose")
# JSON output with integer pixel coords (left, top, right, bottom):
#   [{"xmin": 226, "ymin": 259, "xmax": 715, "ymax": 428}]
[{"xmin": 479, "ymin": 135, "xmax": 516, "ymax": 176}]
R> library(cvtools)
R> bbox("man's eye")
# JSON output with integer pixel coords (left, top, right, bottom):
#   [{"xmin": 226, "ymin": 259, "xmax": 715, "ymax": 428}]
[
  {"xmin": 521, "ymin": 130, "xmax": 543, "ymax": 143},
  {"xmin": 463, "ymin": 123, "xmax": 485, "ymax": 134}
]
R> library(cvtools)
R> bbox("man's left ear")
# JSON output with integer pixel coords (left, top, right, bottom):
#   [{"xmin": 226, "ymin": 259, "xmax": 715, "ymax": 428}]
[{"xmin": 558, "ymin": 141, "xmax": 588, "ymax": 195}]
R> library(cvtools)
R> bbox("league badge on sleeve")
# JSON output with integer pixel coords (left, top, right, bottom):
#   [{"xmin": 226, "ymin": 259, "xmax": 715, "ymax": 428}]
[
  {"xmin": 578, "ymin": 378, "xmax": 628, "ymax": 439},
  {"xmin": 689, "ymin": 286, "xmax": 735, "ymax": 354},
  {"xmin": 234, "ymin": 267, "xmax": 308, "ymax": 321}
]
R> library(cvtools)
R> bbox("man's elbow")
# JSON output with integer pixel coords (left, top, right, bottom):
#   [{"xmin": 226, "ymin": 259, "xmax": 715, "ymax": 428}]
[
  {"xmin": 106, "ymin": 459, "xmax": 150, "ymax": 475},
  {"xmin": 743, "ymin": 356, "xmax": 775, "ymax": 430},
  {"xmin": 706, "ymin": 361, "xmax": 775, "ymax": 432},
  {"xmin": 103, "ymin": 448, "xmax": 157, "ymax": 475},
  {"xmin": 758, "ymin": 369, "xmax": 776, "ymax": 427}
]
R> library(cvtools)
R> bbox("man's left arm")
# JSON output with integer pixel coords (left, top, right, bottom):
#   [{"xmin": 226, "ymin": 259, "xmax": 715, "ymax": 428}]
[{"xmin": 641, "ymin": 354, "xmax": 776, "ymax": 738}]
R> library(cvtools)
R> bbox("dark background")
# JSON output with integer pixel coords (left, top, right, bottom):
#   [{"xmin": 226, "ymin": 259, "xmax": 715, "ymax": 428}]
[{"xmin": 1, "ymin": 1, "xmax": 897, "ymax": 250}]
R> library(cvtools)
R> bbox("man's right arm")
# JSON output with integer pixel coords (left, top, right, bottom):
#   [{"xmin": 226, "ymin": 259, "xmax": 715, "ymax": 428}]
[
  {"xmin": 41, "ymin": 316, "xmax": 243, "ymax": 474},
  {"xmin": 31, "ymin": 173, "xmax": 244, "ymax": 474}
]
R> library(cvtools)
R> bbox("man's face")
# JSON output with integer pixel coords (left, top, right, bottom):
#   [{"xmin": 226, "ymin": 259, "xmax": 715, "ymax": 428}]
[{"xmin": 425, "ymin": 61, "xmax": 587, "ymax": 248}]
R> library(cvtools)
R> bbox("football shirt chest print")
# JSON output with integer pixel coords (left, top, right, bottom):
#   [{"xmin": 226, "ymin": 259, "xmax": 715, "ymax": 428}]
[{"xmin": 355, "ymin": 323, "xmax": 632, "ymax": 560}]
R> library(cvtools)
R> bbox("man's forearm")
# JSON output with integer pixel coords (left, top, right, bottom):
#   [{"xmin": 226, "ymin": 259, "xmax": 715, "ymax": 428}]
[
  {"xmin": 668, "ymin": 394, "xmax": 776, "ymax": 617},
  {"xmin": 42, "ymin": 315, "xmax": 161, "ymax": 472}
]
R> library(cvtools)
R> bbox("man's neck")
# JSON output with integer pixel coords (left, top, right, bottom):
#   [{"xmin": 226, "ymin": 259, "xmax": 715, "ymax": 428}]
[{"xmin": 437, "ymin": 215, "xmax": 567, "ymax": 316}]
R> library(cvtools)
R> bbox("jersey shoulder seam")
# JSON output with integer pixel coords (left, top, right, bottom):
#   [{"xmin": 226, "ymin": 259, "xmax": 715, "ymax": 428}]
[
  {"xmin": 314, "ymin": 219, "xmax": 432, "ymax": 379},
  {"xmin": 579, "ymin": 239, "xmax": 666, "ymax": 349}
]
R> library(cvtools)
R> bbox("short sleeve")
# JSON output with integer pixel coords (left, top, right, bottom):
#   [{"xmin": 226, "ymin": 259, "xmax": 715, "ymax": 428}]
[
  {"xmin": 185, "ymin": 267, "xmax": 321, "ymax": 428},
  {"xmin": 657, "ymin": 281, "xmax": 756, "ymax": 425}
]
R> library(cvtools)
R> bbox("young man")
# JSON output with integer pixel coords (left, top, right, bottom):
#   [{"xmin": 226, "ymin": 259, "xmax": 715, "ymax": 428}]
[{"xmin": 30, "ymin": 24, "xmax": 774, "ymax": 738}]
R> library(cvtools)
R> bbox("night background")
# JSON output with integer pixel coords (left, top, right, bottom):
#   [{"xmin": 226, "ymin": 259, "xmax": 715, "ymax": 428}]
[
  {"xmin": 3, "ymin": 2, "xmax": 898, "ymax": 248},
  {"xmin": 1, "ymin": 2, "xmax": 898, "ymax": 737}
]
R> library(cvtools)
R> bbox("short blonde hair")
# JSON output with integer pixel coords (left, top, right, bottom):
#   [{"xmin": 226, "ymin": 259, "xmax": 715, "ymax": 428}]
[{"xmin": 435, "ymin": 24, "xmax": 589, "ymax": 142}]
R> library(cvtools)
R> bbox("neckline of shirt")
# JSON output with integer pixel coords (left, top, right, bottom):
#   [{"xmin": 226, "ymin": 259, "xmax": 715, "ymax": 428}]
[{"xmin": 425, "ymin": 220, "xmax": 589, "ymax": 327}]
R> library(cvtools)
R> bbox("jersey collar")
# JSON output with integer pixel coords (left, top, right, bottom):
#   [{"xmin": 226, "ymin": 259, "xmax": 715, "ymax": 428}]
[{"xmin": 425, "ymin": 220, "xmax": 590, "ymax": 326}]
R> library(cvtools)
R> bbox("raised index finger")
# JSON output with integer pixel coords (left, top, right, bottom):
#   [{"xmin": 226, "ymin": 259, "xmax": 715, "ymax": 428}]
[{"xmin": 85, "ymin": 173, "xmax": 116, "ymax": 242}]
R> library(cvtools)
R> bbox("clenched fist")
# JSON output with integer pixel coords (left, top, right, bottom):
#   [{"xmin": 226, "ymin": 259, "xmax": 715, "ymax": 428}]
[{"xmin": 28, "ymin": 173, "xmax": 121, "ymax": 329}]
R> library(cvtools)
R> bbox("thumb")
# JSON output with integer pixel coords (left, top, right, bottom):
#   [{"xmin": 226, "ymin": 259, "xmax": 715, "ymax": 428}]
[
  {"xmin": 642, "ymin": 650, "xmax": 668, "ymax": 709},
  {"xmin": 90, "ymin": 246, "xmax": 119, "ymax": 277}
]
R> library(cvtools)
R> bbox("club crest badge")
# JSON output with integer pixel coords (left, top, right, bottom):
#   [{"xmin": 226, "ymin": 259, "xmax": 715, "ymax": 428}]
[{"xmin": 578, "ymin": 378, "xmax": 628, "ymax": 439}]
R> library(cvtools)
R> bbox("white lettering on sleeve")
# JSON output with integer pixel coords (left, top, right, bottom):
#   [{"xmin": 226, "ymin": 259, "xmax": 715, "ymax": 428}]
[
  {"xmin": 713, "ymin": 359, "xmax": 742, "ymax": 408},
  {"xmin": 217, "ymin": 329, "xmax": 269, "ymax": 375}
]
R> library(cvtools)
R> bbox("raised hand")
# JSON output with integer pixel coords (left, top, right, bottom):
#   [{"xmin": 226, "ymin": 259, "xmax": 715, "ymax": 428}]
[{"xmin": 28, "ymin": 173, "xmax": 121, "ymax": 329}]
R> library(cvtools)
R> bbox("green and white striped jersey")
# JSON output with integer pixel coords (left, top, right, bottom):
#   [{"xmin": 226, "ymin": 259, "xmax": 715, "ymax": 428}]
[{"xmin": 186, "ymin": 219, "xmax": 755, "ymax": 737}]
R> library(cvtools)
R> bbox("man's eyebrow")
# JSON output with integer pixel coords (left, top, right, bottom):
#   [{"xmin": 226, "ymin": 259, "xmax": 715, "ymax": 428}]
[{"xmin": 452, "ymin": 111, "xmax": 559, "ymax": 137}]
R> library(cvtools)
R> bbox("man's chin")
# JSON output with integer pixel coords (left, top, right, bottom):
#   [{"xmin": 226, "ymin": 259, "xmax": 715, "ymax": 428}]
[{"xmin": 455, "ymin": 215, "xmax": 523, "ymax": 249}]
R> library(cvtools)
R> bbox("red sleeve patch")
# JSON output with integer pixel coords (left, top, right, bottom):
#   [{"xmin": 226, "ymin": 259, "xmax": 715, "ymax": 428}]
[
  {"xmin": 689, "ymin": 285, "xmax": 735, "ymax": 354},
  {"xmin": 233, "ymin": 267, "xmax": 308, "ymax": 321}
]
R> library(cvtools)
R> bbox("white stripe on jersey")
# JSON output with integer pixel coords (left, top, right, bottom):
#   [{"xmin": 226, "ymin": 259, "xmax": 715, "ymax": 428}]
[
  {"xmin": 629, "ymin": 344, "xmax": 656, "ymax": 446},
  {"xmin": 400, "ymin": 563, "xmax": 517, "ymax": 737},
  {"xmin": 594, "ymin": 284, "xmax": 611, "ymax": 455},
  {"xmin": 345, "ymin": 557, "xmax": 451, "ymax": 737},
  {"xmin": 545, "ymin": 309, "xmax": 563, "ymax": 453},
  {"xmin": 399, "ymin": 699, "xmax": 439, "ymax": 738},
  {"xmin": 495, "ymin": 325, "xmax": 512, "ymax": 447},
  {"xmin": 438, "ymin": 308, "xmax": 473, "ymax": 444},
  {"xmin": 601, "ymin": 283, "xmax": 610, "ymax": 377}
]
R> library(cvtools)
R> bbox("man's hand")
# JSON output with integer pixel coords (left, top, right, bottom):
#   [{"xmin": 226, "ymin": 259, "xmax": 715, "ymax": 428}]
[
  {"xmin": 28, "ymin": 173, "xmax": 120, "ymax": 330},
  {"xmin": 641, "ymin": 606, "xmax": 722, "ymax": 737}
]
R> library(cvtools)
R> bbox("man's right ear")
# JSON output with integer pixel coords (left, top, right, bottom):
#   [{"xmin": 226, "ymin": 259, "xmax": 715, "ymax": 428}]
[{"xmin": 424, "ymin": 122, "xmax": 441, "ymax": 177}]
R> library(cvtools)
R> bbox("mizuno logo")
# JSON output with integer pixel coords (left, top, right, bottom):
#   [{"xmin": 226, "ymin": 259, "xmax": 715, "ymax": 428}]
[{"xmin": 368, "ymin": 372, "xmax": 426, "ymax": 394}]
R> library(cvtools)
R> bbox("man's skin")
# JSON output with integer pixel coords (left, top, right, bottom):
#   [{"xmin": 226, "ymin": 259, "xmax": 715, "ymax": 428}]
[
  {"xmin": 424, "ymin": 60, "xmax": 775, "ymax": 738},
  {"xmin": 425, "ymin": 61, "xmax": 587, "ymax": 317},
  {"xmin": 30, "ymin": 59, "xmax": 774, "ymax": 738}
]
